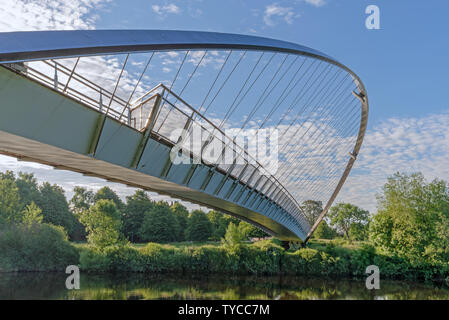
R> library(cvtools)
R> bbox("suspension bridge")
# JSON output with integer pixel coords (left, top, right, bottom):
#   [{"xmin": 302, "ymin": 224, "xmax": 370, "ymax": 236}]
[{"xmin": 0, "ymin": 30, "xmax": 368, "ymax": 242}]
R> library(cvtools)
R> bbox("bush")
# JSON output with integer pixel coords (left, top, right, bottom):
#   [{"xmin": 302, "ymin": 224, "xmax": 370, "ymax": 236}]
[{"xmin": 0, "ymin": 222, "xmax": 79, "ymax": 272}]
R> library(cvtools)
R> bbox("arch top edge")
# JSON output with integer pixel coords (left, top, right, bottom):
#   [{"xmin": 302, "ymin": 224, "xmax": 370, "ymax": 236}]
[{"xmin": 0, "ymin": 30, "xmax": 346, "ymax": 69}]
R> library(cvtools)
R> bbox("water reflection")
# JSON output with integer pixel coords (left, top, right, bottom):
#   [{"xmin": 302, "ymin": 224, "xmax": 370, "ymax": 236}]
[{"xmin": 0, "ymin": 273, "xmax": 448, "ymax": 300}]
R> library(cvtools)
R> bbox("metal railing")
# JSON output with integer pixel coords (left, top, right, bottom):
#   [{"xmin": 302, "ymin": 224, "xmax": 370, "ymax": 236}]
[
  {"xmin": 130, "ymin": 83, "xmax": 308, "ymax": 230},
  {"xmin": 3, "ymin": 61, "xmax": 309, "ymax": 232}
]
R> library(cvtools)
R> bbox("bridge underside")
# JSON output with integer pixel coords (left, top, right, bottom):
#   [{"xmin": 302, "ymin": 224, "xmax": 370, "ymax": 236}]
[{"xmin": 0, "ymin": 66, "xmax": 304, "ymax": 240}]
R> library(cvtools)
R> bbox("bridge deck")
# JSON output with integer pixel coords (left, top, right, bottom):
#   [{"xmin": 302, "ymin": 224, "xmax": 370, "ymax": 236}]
[{"xmin": 0, "ymin": 66, "xmax": 304, "ymax": 240}]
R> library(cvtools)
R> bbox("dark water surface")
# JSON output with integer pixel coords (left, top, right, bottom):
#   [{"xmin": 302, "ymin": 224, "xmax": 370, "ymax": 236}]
[{"xmin": 1, "ymin": 272, "xmax": 449, "ymax": 300}]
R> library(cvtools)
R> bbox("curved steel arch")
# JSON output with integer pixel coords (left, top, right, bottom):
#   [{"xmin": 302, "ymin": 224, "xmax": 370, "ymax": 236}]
[{"xmin": 0, "ymin": 30, "xmax": 368, "ymax": 241}]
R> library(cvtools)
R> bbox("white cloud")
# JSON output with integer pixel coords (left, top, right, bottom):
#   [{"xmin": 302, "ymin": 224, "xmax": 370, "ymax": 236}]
[
  {"xmin": 152, "ymin": 3, "xmax": 181, "ymax": 16},
  {"xmin": 0, "ymin": 0, "xmax": 109, "ymax": 31},
  {"xmin": 336, "ymin": 111, "xmax": 449, "ymax": 212},
  {"xmin": 263, "ymin": 3, "xmax": 298, "ymax": 27},
  {"xmin": 304, "ymin": 0, "xmax": 326, "ymax": 7}
]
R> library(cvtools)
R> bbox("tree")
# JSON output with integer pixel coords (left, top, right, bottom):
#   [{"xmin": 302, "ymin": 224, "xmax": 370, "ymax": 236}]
[
  {"xmin": 0, "ymin": 178, "xmax": 22, "ymax": 224},
  {"xmin": 80, "ymin": 199, "xmax": 125, "ymax": 249},
  {"xmin": 328, "ymin": 203, "xmax": 369, "ymax": 239},
  {"xmin": 171, "ymin": 202, "xmax": 189, "ymax": 241},
  {"xmin": 313, "ymin": 220, "xmax": 337, "ymax": 239},
  {"xmin": 138, "ymin": 202, "xmax": 178, "ymax": 243},
  {"xmin": 221, "ymin": 222, "xmax": 246, "ymax": 251},
  {"xmin": 69, "ymin": 186, "xmax": 94, "ymax": 215},
  {"xmin": 349, "ymin": 221, "xmax": 370, "ymax": 241},
  {"xmin": 93, "ymin": 187, "xmax": 124, "ymax": 210},
  {"xmin": 22, "ymin": 201, "xmax": 43, "ymax": 225},
  {"xmin": 185, "ymin": 210, "xmax": 213, "ymax": 241},
  {"xmin": 123, "ymin": 190, "xmax": 154, "ymax": 242},
  {"xmin": 35, "ymin": 182, "xmax": 78, "ymax": 239},
  {"xmin": 207, "ymin": 210, "xmax": 230, "ymax": 240},
  {"xmin": 238, "ymin": 221, "xmax": 269, "ymax": 239},
  {"xmin": 301, "ymin": 200, "xmax": 323, "ymax": 226},
  {"xmin": 369, "ymin": 172, "xmax": 449, "ymax": 264},
  {"xmin": 15, "ymin": 172, "xmax": 40, "ymax": 209}
]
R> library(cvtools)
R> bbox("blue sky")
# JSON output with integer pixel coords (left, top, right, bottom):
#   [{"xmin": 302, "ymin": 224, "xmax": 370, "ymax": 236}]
[{"xmin": 0, "ymin": 0, "xmax": 448, "ymax": 212}]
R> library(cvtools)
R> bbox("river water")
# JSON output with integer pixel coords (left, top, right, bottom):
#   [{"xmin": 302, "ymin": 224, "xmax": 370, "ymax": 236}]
[{"xmin": 1, "ymin": 273, "xmax": 448, "ymax": 300}]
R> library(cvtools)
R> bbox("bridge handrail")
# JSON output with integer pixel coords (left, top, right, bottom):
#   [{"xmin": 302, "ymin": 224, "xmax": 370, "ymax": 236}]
[{"xmin": 132, "ymin": 84, "xmax": 307, "ymax": 225}]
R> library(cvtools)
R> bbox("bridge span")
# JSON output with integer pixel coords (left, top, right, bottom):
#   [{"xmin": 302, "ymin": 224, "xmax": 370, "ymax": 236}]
[{"xmin": 0, "ymin": 30, "xmax": 368, "ymax": 242}]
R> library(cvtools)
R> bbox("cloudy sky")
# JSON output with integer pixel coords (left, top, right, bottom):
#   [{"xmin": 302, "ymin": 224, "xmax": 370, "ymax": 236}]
[{"xmin": 0, "ymin": 0, "xmax": 448, "ymax": 213}]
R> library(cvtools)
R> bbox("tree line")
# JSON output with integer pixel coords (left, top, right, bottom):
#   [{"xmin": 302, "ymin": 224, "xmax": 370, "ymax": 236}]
[
  {"xmin": 1, "ymin": 170, "xmax": 449, "ymax": 267},
  {"xmin": 1, "ymin": 170, "xmax": 449, "ymax": 279},
  {"xmin": 0, "ymin": 170, "xmax": 268, "ymax": 246}
]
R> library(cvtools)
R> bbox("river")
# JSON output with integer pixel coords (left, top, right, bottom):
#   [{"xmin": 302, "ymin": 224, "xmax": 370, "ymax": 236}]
[{"xmin": 1, "ymin": 273, "xmax": 448, "ymax": 300}]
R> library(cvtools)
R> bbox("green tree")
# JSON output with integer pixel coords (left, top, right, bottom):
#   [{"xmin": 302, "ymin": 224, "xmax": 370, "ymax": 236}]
[
  {"xmin": 238, "ymin": 221, "xmax": 269, "ymax": 239},
  {"xmin": 0, "ymin": 178, "xmax": 22, "ymax": 223},
  {"xmin": 80, "ymin": 199, "xmax": 125, "ymax": 249},
  {"xmin": 207, "ymin": 210, "xmax": 231, "ymax": 240},
  {"xmin": 185, "ymin": 210, "xmax": 213, "ymax": 241},
  {"xmin": 301, "ymin": 200, "xmax": 323, "ymax": 226},
  {"xmin": 15, "ymin": 172, "xmax": 40, "ymax": 209},
  {"xmin": 22, "ymin": 201, "xmax": 43, "ymax": 225},
  {"xmin": 171, "ymin": 202, "xmax": 189, "ymax": 241},
  {"xmin": 328, "ymin": 203, "xmax": 369, "ymax": 239},
  {"xmin": 313, "ymin": 220, "xmax": 337, "ymax": 239},
  {"xmin": 70, "ymin": 186, "xmax": 94, "ymax": 215},
  {"xmin": 369, "ymin": 172, "xmax": 449, "ymax": 264},
  {"xmin": 349, "ymin": 221, "xmax": 370, "ymax": 241},
  {"xmin": 69, "ymin": 186, "xmax": 95, "ymax": 241},
  {"xmin": 138, "ymin": 202, "xmax": 178, "ymax": 243},
  {"xmin": 35, "ymin": 182, "xmax": 78, "ymax": 239},
  {"xmin": 123, "ymin": 190, "xmax": 154, "ymax": 242},
  {"xmin": 221, "ymin": 222, "xmax": 246, "ymax": 251},
  {"xmin": 93, "ymin": 187, "xmax": 124, "ymax": 210}
]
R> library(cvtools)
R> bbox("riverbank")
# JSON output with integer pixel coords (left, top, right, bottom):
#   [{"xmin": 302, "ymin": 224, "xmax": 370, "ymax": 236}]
[
  {"xmin": 1, "ymin": 224, "xmax": 448, "ymax": 283},
  {"xmin": 77, "ymin": 239, "xmax": 449, "ymax": 282}
]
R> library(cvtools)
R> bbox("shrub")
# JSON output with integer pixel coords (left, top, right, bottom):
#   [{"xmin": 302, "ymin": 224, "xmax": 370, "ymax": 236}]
[{"xmin": 0, "ymin": 222, "xmax": 79, "ymax": 272}]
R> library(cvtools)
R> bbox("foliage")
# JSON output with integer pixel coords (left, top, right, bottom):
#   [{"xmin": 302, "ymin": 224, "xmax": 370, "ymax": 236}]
[
  {"xmin": 21, "ymin": 201, "xmax": 43, "ymax": 225},
  {"xmin": 301, "ymin": 200, "xmax": 323, "ymax": 226},
  {"xmin": 238, "ymin": 221, "xmax": 269, "ymax": 239},
  {"xmin": 93, "ymin": 187, "xmax": 124, "ymax": 210},
  {"xmin": 328, "ymin": 203, "xmax": 370, "ymax": 239},
  {"xmin": 207, "ymin": 210, "xmax": 240, "ymax": 240},
  {"xmin": 35, "ymin": 182, "xmax": 79, "ymax": 239},
  {"xmin": 78, "ymin": 237, "xmax": 449, "ymax": 281},
  {"xmin": 123, "ymin": 190, "xmax": 154, "ymax": 242},
  {"xmin": 348, "ymin": 222, "xmax": 370, "ymax": 241},
  {"xmin": 313, "ymin": 220, "xmax": 337, "ymax": 239},
  {"xmin": 69, "ymin": 186, "xmax": 94, "ymax": 215},
  {"xmin": 185, "ymin": 210, "xmax": 213, "ymax": 241},
  {"xmin": 221, "ymin": 223, "xmax": 246, "ymax": 251},
  {"xmin": 15, "ymin": 172, "xmax": 40, "ymax": 209},
  {"xmin": 0, "ymin": 178, "xmax": 22, "ymax": 223},
  {"xmin": 0, "ymin": 222, "xmax": 79, "ymax": 272},
  {"xmin": 369, "ymin": 172, "xmax": 449, "ymax": 265},
  {"xmin": 138, "ymin": 202, "xmax": 179, "ymax": 243},
  {"xmin": 171, "ymin": 202, "xmax": 189, "ymax": 241},
  {"xmin": 80, "ymin": 199, "xmax": 125, "ymax": 249}
]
